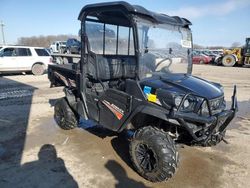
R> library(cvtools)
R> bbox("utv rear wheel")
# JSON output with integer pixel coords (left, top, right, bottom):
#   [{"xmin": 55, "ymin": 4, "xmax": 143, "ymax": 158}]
[
  {"xmin": 129, "ymin": 126, "xmax": 178, "ymax": 182},
  {"xmin": 54, "ymin": 98, "xmax": 78, "ymax": 130}
]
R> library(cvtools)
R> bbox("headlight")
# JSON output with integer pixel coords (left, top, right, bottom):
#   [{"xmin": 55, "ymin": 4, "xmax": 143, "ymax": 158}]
[
  {"xmin": 180, "ymin": 96, "xmax": 197, "ymax": 112},
  {"xmin": 174, "ymin": 96, "xmax": 183, "ymax": 107},
  {"xmin": 183, "ymin": 99, "xmax": 190, "ymax": 108},
  {"xmin": 209, "ymin": 96, "xmax": 225, "ymax": 114},
  {"xmin": 210, "ymin": 99, "xmax": 221, "ymax": 110},
  {"xmin": 201, "ymin": 101, "xmax": 210, "ymax": 116},
  {"xmin": 175, "ymin": 95, "xmax": 202, "ymax": 113}
]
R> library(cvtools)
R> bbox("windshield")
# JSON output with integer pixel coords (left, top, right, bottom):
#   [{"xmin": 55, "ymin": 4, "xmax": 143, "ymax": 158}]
[{"xmin": 137, "ymin": 19, "xmax": 192, "ymax": 79}]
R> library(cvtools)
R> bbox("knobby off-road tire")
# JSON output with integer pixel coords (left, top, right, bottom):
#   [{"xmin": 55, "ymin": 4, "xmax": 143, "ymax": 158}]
[
  {"xmin": 129, "ymin": 126, "xmax": 179, "ymax": 182},
  {"xmin": 54, "ymin": 98, "xmax": 78, "ymax": 130}
]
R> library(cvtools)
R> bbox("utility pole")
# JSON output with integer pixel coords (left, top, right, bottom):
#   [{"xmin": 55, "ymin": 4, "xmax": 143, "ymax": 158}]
[{"xmin": 0, "ymin": 21, "xmax": 6, "ymax": 45}]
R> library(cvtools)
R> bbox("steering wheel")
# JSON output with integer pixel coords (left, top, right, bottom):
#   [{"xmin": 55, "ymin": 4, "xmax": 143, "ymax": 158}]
[{"xmin": 155, "ymin": 57, "xmax": 172, "ymax": 72}]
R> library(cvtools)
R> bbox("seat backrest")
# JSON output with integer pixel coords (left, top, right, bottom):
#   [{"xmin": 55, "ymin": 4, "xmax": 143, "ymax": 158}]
[{"xmin": 87, "ymin": 53, "xmax": 136, "ymax": 81}]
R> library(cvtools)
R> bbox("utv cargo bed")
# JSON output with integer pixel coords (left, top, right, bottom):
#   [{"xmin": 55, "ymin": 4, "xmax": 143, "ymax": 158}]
[{"xmin": 48, "ymin": 64, "xmax": 78, "ymax": 88}]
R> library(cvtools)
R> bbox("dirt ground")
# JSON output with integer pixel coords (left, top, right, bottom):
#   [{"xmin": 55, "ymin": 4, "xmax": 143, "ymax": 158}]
[{"xmin": 0, "ymin": 65, "xmax": 250, "ymax": 188}]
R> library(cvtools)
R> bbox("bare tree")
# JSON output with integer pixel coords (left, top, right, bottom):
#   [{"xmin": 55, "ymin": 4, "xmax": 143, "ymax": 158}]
[{"xmin": 17, "ymin": 34, "xmax": 79, "ymax": 47}]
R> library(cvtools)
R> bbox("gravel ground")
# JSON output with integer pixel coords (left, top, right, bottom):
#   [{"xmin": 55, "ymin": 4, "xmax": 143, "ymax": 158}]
[{"xmin": 0, "ymin": 65, "xmax": 250, "ymax": 188}]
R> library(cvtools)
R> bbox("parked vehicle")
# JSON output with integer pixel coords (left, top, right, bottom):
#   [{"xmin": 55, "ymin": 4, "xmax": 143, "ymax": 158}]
[
  {"xmin": 66, "ymin": 38, "xmax": 81, "ymax": 54},
  {"xmin": 201, "ymin": 51, "xmax": 217, "ymax": 62},
  {"xmin": 192, "ymin": 51, "xmax": 212, "ymax": 64},
  {"xmin": 215, "ymin": 38, "xmax": 250, "ymax": 67},
  {"xmin": 210, "ymin": 49, "xmax": 223, "ymax": 56},
  {"xmin": 48, "ymin": 2, "xmax": 237, "ymax": 182},
  {"xmin": 50, "ymin": 41, "xmax": 66, "ymax": 54},
  {"xmin": 0, "ymin": 45, "xmax": 53, "ymax": 75}
]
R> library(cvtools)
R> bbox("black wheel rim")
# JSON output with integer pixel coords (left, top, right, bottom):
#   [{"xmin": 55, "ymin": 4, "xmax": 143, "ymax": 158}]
[{"xmin": 135, "ymin": 143, "xmax": 157, "ymax": 172}]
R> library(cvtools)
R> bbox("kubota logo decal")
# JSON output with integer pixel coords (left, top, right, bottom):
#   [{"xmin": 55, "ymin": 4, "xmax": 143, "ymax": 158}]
[{"xmin": 102, "ymin": 100, "xmax": 124, "ymax": 120}]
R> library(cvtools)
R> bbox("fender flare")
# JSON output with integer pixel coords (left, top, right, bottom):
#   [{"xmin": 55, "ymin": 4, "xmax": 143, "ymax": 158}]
[{"xmin": 118, "ymin": 104, "xmax": 169, "ymax": 132}]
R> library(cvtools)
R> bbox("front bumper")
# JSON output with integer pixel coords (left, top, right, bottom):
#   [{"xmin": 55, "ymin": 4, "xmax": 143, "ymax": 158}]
[
  {"xmin": 171, "ymin": 85, "xmax": 238, "ymax": 141},
  {"xmin": 214, "ymin": 85, "xmax": 238, "ymax": 133}
]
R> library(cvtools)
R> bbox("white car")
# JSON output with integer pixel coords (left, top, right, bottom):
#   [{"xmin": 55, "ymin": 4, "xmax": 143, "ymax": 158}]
[
  {"xmin": 49, "ymin": 41, "xmax": 66, "ymax": 53},
  {"xmin": 0, "ymin": 46, "xmax": 53, "ymax": 75}
]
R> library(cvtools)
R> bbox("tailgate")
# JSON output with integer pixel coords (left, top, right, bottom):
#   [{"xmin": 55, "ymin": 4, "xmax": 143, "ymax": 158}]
[{"xmin": 48, "ymin": 64, "xmax": 78, "ymax": 88}]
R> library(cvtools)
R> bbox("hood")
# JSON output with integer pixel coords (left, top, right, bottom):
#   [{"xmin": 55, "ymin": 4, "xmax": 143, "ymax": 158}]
[{"xmin": 141, "ymin": 74, "xmax": 223, "ymax": 100}]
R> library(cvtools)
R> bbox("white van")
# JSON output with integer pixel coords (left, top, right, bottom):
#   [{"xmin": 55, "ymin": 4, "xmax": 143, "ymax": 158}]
[{"xmin": 0, "ymin": 46, "xmax": 53, "ymax": 75}]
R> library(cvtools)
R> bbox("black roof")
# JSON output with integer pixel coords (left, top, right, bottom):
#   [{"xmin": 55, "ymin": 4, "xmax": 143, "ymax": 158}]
[{"xmin": 78, "ymin": 1, "xmax": 191, "ymax": 27}]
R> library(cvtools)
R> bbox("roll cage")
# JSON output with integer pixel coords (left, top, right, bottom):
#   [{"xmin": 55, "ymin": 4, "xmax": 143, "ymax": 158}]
[{"xmin": 77, "ymin": 1, "xmax": 192, "ymax": 95}]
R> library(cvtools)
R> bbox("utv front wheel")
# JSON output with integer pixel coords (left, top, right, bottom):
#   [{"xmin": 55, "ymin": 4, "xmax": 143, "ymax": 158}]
[
  {"xmin": 54, "ymin": 98, "xmax": 78, "ymax": 130},
  {"xmin": 129, "ymin": 126, "xmax": 178, "ymax": 182}
]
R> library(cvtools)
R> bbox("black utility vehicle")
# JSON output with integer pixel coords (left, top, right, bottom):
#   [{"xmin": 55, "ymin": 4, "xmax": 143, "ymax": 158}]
[{"xmin": 48, "ymin": 1, "xmax": 238, "ymax": 182}]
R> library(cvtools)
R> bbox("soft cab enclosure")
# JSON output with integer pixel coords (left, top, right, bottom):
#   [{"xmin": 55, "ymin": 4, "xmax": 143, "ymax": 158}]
[{"xmin": 75, "ymin": 1, "xmax": 193, "ymax": 130}]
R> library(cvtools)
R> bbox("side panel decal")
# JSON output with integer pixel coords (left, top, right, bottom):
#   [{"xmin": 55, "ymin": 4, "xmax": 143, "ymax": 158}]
[{"xmin": 101, "ymin": 100, "xmax": 124, "ymax": 120}]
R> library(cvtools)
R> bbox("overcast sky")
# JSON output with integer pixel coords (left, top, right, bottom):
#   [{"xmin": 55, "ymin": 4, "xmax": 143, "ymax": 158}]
[{"xmin": 0, "ymin": 0, "xmax": 250, "ymax": 47}]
